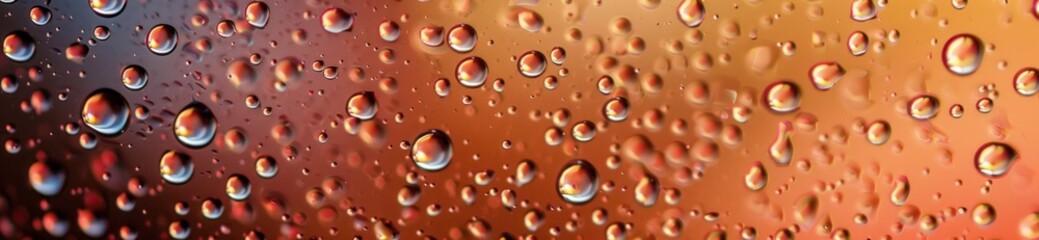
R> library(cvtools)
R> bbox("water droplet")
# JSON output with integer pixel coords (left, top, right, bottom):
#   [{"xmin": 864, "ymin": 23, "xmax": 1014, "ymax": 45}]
[
  {"xmin": 943, "ymin": 34, "xmax": 983, "ymax": 75},
  {"xmin": 677, "ymin": 0, "xmax": 705, "ymax": 27},
  {"xmin": 848, "ymin": 31, "xmax": 868, "ymax": 56},
  {"xmin": 456, "ymin": 56, "xmax": 488, "ymax": 87},
  {"xmin": 603, "ymin": 97, "xmax": 630, "ymax": 122},
  {"xmin": 867, "ymin": 120, "xmax": 891, "ymax": 145},
  {"xmin": 516, "ymin": 159, "xmax": 536, "ymax": 186},
  {"xmin": 891, "ymin": 176, "xmax": 910, "ymax": 206},
  {"xmin": 121, "ymin": 65, "xmax": 148, "ymax": 90},
  {"xmin": 321, "ymin": 8, "xmax": 354, "ymax": 33},
  {"xmin": 571, "ymin": 121, "xmax": 596, "ymax": 142},
  {"xmin": 245, "ymin": 1, "xmax": 269, "ymax": 28},
  {"xmin": 420, "ymin": 26, "xmax": 444, "ymax": 47},
  {"xmin": 1015, "ymin": 68, "xmax": 1039, "ymax": 96},
  {"xmin": 1020, "ymin": 213, "xmax": 1039, "ymax": 238},
  {"xmin": 173, "ymin": 103, "xmax": 217, "ymax": 148},
  {"xmin": 146, "ymin": 24, "xmax": 177, "ymax": 55},
  {"xmin": 168, "ymin": 220, "xmax": 190, "ymax": 239},
  {"xmin": 764, "ymin": 81, "xmax": 801, "ymax": 113},
  {"xmin": 29, "ymin": 161, "xmax": 64, "ymax": 196},
  {"xmin": 975, "ymin": 142, "xmax": 1017, "ymax": 177},
  {"xmin": 745, "ymin": 162, "xmax": 767, "ymax": 191},
  {"xmin": 225, "ymin": 174, "xmax": 252, "ymax": 200},
  {"xmin": 4, "ymin": 31, "xmax": 35, "ymax": 62},
  {"xmin": 810, "ymin": 62, "xmax": 845, "ymax": 90},
  {"xmin": 972, "ymin": 203, "xmax": 995, "ymax": 226},
  {"xmin": 89, "ymin": 0, "xmax": 127, "ymax": 17},
  {"xmin": 30, "ymin": 6, "xmax": 51, "ymax": 25},
  {"xmin": 792, "ymin": 194, "xmax": 819, "ymax": 225},
  {"xmin": 81, "ymin": 88, "xmax": 130, "ymax": 136},
  {"xmin": 518, "ymin": 51, "xmax": 547, "ymax": 78},
  {"xmin": 908, "ymin": 95, "xmax": 939, "ymax": 120},
  {"xmin": 634, "ymin": 174, "xmax": 660, "ymax": 207},
  {"xmin": 524, "ymin": 210, "xmax": 544, "ymax": 231},
  {"xmin": 851, "ymin": 0, "xmax": 877, "ymax": 21},
  {"xmin": 557, "ymin": 160, "xmax": 598, "ymax": 204},
  {"xmin": 255, "ymin": 156, "xmax": 277, "ymax": 179},
  {"xmin": 379, "ymin": 21, "xmax": 400, "ymax": 42},
  {"xmin": 411, "ymin": 130, "xmax": 452, "ymax": 171},
  {"xmin": 159, "ymin": 151, "xmax": 193, "ymax": 184},
  {"xmin": 769, "ymin": 121, "xmax": 793, "ymax": 165},
  {"xmin": 201, "ymin": 198, "xmax": 224, "ymax": 219},
  {"xmin": 448, "ymin": 24, "xmax": 477, "ymax": 52},
  {"xmin": 347, "ymin": 91, "xmax": 378, "ymax": 120}
]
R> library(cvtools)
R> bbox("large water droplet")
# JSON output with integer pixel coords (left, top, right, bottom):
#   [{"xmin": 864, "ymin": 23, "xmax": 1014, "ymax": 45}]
[
  {"xmin": 146, "ymin": 24, "xmax": 177, "ymax": 55},
  {"xmin": 411, "ymin": 130, "xmax": 452, "ymax": 171},
  {"xmin": 518, "ymin": 51, "xmax": 547, "ymax": 78},
  {"xmin": 810, "ymin": 62, "xmax": 844, "ymax": 90},
  {"xmin": 89, "ymin": 0, "xmax": 127, "ymax": 17},
  {"xmin": 225, "ymin": 174, "xmax": 252, "ymax": 200},
  {"xmin": 763, "ymin": 81, "xmax": 801, "ymax": 113},
  {"xmin": 557, "ymin": 160, "xmax": 598, "ymax": 204},
  {"xmin": 456, "ymin": 56, "xmax": 488, "ymax": 87},
  {"xmin": 908, "ymin": 95, "xmax": 939, "ymax": 120},
  {"xmin": 634, "ymin": 174, "xmax": 660, "ymax": 207},
  {"xmin": 173, "ymin": 103, "xmax": 217, "ymax": 148},
  {"xmin": 4, "ymin": 31, "xmax": 35, "ymax": 62},
  {"xmin": 245, "ymin": 1, "xmax": 270, "ymax": 28},
  {"xmin": 347, "ymin": 91, "xmax": 378, "ymax": 120},
  {"xmin": 448, "ymin": 24, "xmax": 477, "ymax": 52},
  {"xmin": 1015, "ymin": 68, "xmax": 1039, "ymax": 96},
  {"xmin": 851, "ymin": 0, "xmax": 877, "ymax": 21},
  {"xmin": 81, "ymin": 88, "xmax": 130, "ymax": 136},
  {"xmin": 321, "ymin": 8, "xmax": 354, "ymax": 33},
  {"xmin": 974, "ymin": 142, "xmax": 1017, "ymax": 177},
  {"xmin": 745, "ymin": 162, "xmax": 767, "ymax": 191},
  {"xmin": 121, "ymin": 65, "xmax": 148, "ymax": 91},
  {"xmin": 677, "ymin": 0, "xmax": 705, "ymax": 27},
  {"xmin": 30, "ymin": 6, "xmax": 51, "ymax": 25},
  {"xmin": 159, "ymin": 151, "xmax": 193, "ymax": 184},
  {"xmin": 943, "ymin": 34, "xmax": 983, "ymax": 75},
  {"xmin": 255, "ymin": 156, "xmax": 278, "ymax": 179},
  {"xmin": 29, "ymin": 161, "xmax": 64, "ymax": 196},
  {"xmin": 603, "ymin": 97, "xmax": 630, "ymax": 122},
  {"xmin": 201, "ymin": 198, "xmax": 224, "ymax": 219},
  {"xmin": 891, "ymin": 176, "xmax": 910, "ymax": 206},
  {"xmin": 972, "ymin": 203, "xmax": 995, "ymax": 226}
]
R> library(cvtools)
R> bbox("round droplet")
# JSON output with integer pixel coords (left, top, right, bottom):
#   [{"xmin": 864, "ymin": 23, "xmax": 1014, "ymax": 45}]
[
  {"xmin": 168, "ymin": 220, "xmax": 189, "ymax": 239},
  {"xmin": 943, "ymin": 34, "xmax": 983, "ymax": 75},
  {"xmin": 972, "ymin": 203, "xmax": 995, "ymax": 226},
  {"xmin": 121, "ymin": 65, "xmax": 148, "ymax": 90},
  {"xmin": 201, "ymin": 198, "xmax": 223, "ymax": 219},
  {"xmin": 81, "ymin": 89, "xmax": 130, "ymax": 136},
  {"xmin": 255, "ymin": 156, "xmax": 277, "ymax": 179},
  {"xmin": 30, "ymin": 6, "xmax": 51, "ymax": 25},
  {"xmin": 411, "ymin": 130, "xmax": 453, "ymax": 171},
  {"xmin": 603, "ymin": 97, "xmax": 630, "ymax": 122},
  {"xmin": 173, "ymin": 103, "xmax": 218, "ymax": 148},
  {"xmin": 571, "ymin": 121, "xmax": 596, "ymax": 142},
  {"xmin": 29, "ymin": 161, "xmax": 64, "ymax": 196},
  {"xmin": 347, "ymin": 92, "xmax": 378, "ymax": 120},
  {"xmin": 1021, "ymin": 213, "xmax": 1039, "ymax": 238},
  {"xmin": 225, "ymin": 174, "xmax": 252, "ymax": 200},
  {"xmin": 321, "ymin": 8, "xmax": 354, "ymax": 33},
  {"xmin": 678, "ymin": 0, "xmax": 705, "ymax": 27},
  {"xmin": 518, "ymin": 51, "xmax": 547, "ymax": 78},
  {"xmin": 89, "ymin": 0, "xmax": 126, "ymax": 16},
  {"xmin": 866, "ymin": 121, "xmax": 891, "ymax": 145},
  {"xmin": 159, "ymin": 151, "xmax": 193, "ymax": 184},
  {"xmin": 763, "ymin": 81, "xmax": 801, "ymax": 113},
  {"xmin": 4, "ymin": 31, "xmax": 35, "ymax": 62},
  {"xmin": 448, "ymin": 24, "xmax": 477, "ymax": 52},
  {"xmin": 891, "ymin": 176, "xmax": 910, "ymax": 206},
  {"xmin": 244, "ymin": 1, "xmax": 269, "ymax": 28},
  {"xmin": 557, "ymin": 160, "xmax": 598, "ymax": 204},
  {"xmin": 420, "ymin": 26, "xmax": 444, "ymax": 47},
  {"xmin": 810, "ymin": 62, "xmax": 844, "ymax": 90},
  {"xmin": 1015, "ymin": 68, "xmax": 1039, "ymax": 96},
  {"xmin": 974, "ymin": 142, "xmax": 1017, "ymax": 177},
  {"xmin": 146, "ymin": 24, "xmax": 177, "ymax": 55},
  {"xmin": 456, "ymin": 56, "xmax": 488, "ymax": 87},
  {"xmin": 908, "ymin": 95, "xmax": 939, "ymax": 120}
]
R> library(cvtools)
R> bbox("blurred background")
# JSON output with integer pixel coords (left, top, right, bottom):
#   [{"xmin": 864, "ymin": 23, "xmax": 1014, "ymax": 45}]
[{"xmin": 1, "ymin": 0, "xmax": 1037, "ymax": 239}]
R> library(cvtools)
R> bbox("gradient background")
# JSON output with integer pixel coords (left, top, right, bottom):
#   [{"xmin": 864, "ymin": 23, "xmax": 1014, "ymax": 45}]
[{"xmin": 1, "ymin": 0, "xmax": 1037, "ymax": 239}]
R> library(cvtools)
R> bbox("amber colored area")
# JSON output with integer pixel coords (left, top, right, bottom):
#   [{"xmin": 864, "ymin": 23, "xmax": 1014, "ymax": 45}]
[{"xmin": 2, "ymin": 0, "xmax": 1039, "ymax": 239}]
